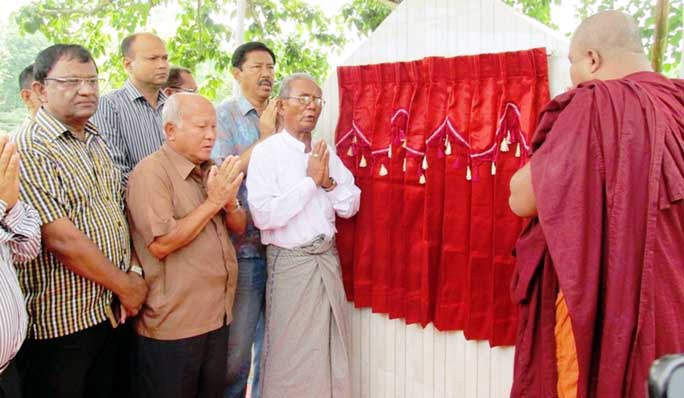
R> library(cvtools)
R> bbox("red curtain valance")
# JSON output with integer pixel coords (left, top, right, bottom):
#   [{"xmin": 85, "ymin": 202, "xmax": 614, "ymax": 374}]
[{"xmin": 334, "ymin": 47, "xmax": 550, "ymax": 347}]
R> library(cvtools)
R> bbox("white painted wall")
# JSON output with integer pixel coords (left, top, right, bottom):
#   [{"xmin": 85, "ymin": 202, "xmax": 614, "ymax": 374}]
[{"xmin": 316, "ymin": 0, "xmax": 571, "ymax": 396}]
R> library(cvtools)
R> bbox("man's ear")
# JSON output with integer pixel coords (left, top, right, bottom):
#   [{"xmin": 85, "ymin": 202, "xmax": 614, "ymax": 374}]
[
  {"xmin": 165, "ymin": 122, "xmax": 177, "ymax": 141},
  {"xmin": 232, "ymin": 67, "xmax": 241, "ymax": 82},
  {"xmin": 32, "ymin": 81, "xmax": 47, "ymax": 103},
  {"xmin": 276, "ymin": 98, "xmax": 285, "ymax": 116},
  {"xmin": 123, "ymin": 56, "xmax": 133, "ymax": 74},
  {"xmin": 20, "ymin": 89, "xmax": 32, "ymax": 107},
  {"xmin": 587, "ymin": 48, "xmax": 602, "ymax": 74}
]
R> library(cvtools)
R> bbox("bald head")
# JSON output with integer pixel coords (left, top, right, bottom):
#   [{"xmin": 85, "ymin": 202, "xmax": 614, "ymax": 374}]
[
  {"xmin": 163, "ymin": 93, "xmax": 212, "ymax": 127},
  {"xmin": 568, "ymin": 10, "xmax": 651, "ymax": 86},
  {"xmin": 121, "ymin": 32, "xmax": 164, "ymax": 58},
  {"xmin": 122, "ymin": 32, "xmax": 169, "ymax": 89},
  {"xmin": 572, "ymin": 11, "xmax": 644, "ymax": 56},
  {"xmin": 163, "ymin": 93, "xmax": 217, "ymax": 164}
]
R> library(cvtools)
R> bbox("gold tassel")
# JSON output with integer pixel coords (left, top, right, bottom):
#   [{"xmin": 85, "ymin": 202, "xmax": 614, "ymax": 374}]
[
  {"xmin": 388, "ymin": 144, "xmax": 392, "ymax": 159},
  {"xmin": 422, "ymin": 156, "xmax": 428, "ymax": 170},
  {"xmin": 445, "ymin": 139, "xmax": 452, "ymax": 155},
  {"xmin": 359, "ymin": 154, "xmax": 367, "ymax": 167},
  {"xmin": 402, "ymin": 158, "xmax": 407, "ymax": 172},
  {"xmin": 347, "ymin": 146, "xmax": 354, "ymax": 157},
  {"xmin": 466, "ymin": 165, "xmax": 472, "ymax": 181},
  {"xmin": 379, "ymin": 164, "xmax": 388, "ymax": 176},
  {"xmin": 352, "ymin": 136, "xmax": 357, "ymax": 144},
  {"xmin": 419, "ymin": 174, "xmax": 426, "ymax": 184},
  {"xmin": 515, "ymin": 143, "xmax": 521, "ymax": 158},
  {"xmin": 491, "ymin": 162, "xmax": 497, "ymax": 175},
  {"xmin": 500, "ymin": 138, "xmax": 509, "ymax": 152}
]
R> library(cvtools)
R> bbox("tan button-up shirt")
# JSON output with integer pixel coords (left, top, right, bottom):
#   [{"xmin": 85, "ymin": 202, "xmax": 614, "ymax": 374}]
[{"xmin": 127, "ymin": 144, "xmax": 238, "ymax": 340}]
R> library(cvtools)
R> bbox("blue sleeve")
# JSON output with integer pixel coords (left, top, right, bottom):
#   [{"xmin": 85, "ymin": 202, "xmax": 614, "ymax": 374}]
[{"xmin": 213, "ymin": 103, "xmax": 240, "ymax": 162}]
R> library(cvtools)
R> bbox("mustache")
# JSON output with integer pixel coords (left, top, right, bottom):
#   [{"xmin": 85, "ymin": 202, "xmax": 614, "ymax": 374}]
[{"xmin": 258, "ymin": 78, "xmax": 273, "ymax": 85}]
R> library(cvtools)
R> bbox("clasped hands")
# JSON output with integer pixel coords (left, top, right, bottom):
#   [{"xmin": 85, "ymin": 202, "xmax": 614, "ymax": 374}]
[
  {"xmin": 307, "ymin": 140, "xmax": 333, "ymax": 189},
  {"xmin": 207, "ymin": 155, "xmax": 244, "ymax": 211},
  {"xmin": 0, "ymin": 135, "xmax": 21, "ymax": 210}
]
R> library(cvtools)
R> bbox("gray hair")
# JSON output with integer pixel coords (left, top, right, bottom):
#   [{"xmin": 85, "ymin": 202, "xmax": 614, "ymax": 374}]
[
  {"xmin": 278, "ymin": 72, "xmax": 319, "ymax": 99},
  {"xmin": 162, "ymin": 92, "xmax": 189, "ymax": 127}
]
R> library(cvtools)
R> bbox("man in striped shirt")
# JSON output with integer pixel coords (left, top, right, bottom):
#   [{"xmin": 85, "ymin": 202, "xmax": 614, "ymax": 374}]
[
  {"xmin": 18, "ymin": 64, "xmax": 41, "ymax": 118},
  {"xmin": 162, "ymin": 66, "xmax": 198, "ymax": 97},
  {"xmin": 13, "ymin": 44, "xmax": 148, "ymax": 398},
  {"xmin": 0, "ymin": 135, "xmax": 41, "ymax": 398},
  {"xmin": 91, "ymin": 32, "xmax": 170, "ymax": 177},
  {"xmin": 12, "ymin": 64, "xmax": 41, "ymax": 136}
]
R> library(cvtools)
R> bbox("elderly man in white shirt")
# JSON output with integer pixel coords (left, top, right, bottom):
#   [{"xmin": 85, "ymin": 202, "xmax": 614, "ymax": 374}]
[{"xmin": 247, "ymin": 73, "xmax": 360, "ymax": 398}]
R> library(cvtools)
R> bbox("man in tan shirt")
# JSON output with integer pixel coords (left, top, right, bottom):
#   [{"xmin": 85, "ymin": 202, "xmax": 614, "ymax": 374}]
[{"xmin": 126, "ymin": 92, "xmax": 246, "ymax": 398}]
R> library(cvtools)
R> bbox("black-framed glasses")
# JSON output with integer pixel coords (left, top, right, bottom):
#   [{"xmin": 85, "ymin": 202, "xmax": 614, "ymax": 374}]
[
  {"xmin": 168, "ymin": 86, "xmax": 198, "ymax": 93},
  {"xmin": 284, "ymin": 95, "xmax": 325, "ymax": 107},
  {"xmin": 44, "ymin": 77, "xmax": 103, "ymax": 90}
]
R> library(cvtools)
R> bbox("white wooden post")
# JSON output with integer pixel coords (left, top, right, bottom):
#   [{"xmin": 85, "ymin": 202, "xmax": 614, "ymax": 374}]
[{"xmin": 233, "ymin": 0, "xmax": 246, "ymax": 97}]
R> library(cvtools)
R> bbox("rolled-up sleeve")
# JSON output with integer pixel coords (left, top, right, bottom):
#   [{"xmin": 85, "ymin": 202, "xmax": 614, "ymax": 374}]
[{"xmin": 0, "ymin": 200, "xmax": 42, "ymax": 264}]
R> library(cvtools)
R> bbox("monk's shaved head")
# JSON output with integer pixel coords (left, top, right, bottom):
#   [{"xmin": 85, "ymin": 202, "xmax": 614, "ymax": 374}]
[
  {"xmin": 568, "ymin": 10, "xmax": 651, "ymax": 86},
  {"xmin": 571, "ymin": 10, "xmax": 644, "ymax": 56}
]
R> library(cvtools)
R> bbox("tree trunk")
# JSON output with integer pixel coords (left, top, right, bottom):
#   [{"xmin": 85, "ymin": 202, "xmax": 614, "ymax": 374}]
[
  {"xmin": 651, "ymin": 0, "xmax": 670, "ymax": 72},
  {"xmin": 680, "ymin": 2, "xmax": 684, "ymax": 77},
  {"xmin": 233, "ymin": 0, "xmax": 247, "ymax": 97}
]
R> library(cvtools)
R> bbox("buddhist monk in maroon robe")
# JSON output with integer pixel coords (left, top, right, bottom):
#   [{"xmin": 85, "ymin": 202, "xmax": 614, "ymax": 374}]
[{"xmin": 508, "ymin": 10, "xmax": 684, "ymax": 398}]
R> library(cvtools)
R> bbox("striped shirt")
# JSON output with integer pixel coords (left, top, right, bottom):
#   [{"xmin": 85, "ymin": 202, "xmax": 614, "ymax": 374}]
[
  {"xmin": 0, "ymin": 200, "xmax": 41, "ymax": 372},
  {"xmin": 91, "ymin": 79, "xmax": 167, "ymax": 177},
  {"xmin": 14, "ymin": 108, "xmax": 131, "ymax": 340}
]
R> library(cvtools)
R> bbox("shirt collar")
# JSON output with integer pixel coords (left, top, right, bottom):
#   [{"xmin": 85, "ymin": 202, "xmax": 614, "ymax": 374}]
[
  {"xmin": 161, "ymin": 143, "xmax": 213, "ymax": 181},
  {"xmin": 281, "ymin": 129, "xmax": 307, "ymax": 153},
  {"xmin": 237, "ymin": 95, "xmax": 257, "ymax": 117},
  {"xmin": 35, "ymin": 107, "xmax": 100, "ymax": 142},
  {"xmin": 122, "ymin": 79, "xmax": 168, "ymax": 107}
]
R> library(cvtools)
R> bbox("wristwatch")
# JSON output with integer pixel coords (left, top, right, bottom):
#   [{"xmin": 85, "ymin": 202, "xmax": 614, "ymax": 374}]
[
  {"xmin": 323, "ymin": 177, "xmax": 337, "ymax": 192},
  {"xmin": 129, "ymin": 264, "xmax": 144, "ymax": 277},
  {"xmin": 227, "ymin": 199, "xmax": 242, "ymax": 213}
]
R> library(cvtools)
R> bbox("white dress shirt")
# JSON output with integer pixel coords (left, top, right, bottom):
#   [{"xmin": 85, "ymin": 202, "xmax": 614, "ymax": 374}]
[{"xmin": 247, "ymin": 131, "xmax": 361, "ymax": 249}]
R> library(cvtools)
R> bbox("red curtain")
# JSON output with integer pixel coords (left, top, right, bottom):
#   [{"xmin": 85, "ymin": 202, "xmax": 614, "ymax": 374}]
[{"xmin": 335, "ymin": 48, "xmax": 549, "ymax": 346}]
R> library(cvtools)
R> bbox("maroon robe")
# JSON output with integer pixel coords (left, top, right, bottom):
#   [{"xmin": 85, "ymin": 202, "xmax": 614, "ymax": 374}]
[{"xmin": 511, "ymin": 72, "xmax": 684, "ymax": 398}]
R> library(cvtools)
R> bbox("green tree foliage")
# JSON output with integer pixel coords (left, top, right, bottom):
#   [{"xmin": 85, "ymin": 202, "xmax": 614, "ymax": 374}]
[
  {"xmin": 0, "ymin": 23, "xmax": 48, "ymax": 112},
  {"xmin": 0, "ymin": 23, "xmax": 49, "ymax": 132},
  {"xmin": 13, "ymin": 0, "xmax": 392, "ymax": 100},
  {"xmin": 505, "ymin": 0, "xmax": 682, "ymax": 75},
  {"xmin": 339, "ymin": 0, "xmax": 393, "ymax": 36},
  {"xmin": 502, "ymin": 0, "xmax": 560, "ymax": 29}
]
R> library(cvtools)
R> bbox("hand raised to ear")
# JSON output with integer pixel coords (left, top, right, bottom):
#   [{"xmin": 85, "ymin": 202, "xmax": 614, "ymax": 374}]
[
  {"xmin": 259, "ymin": 99, "xmax": 280, "ymax": 140},
  {"xmin": 0, "ymin": 136, "xmax": 20, "ymax": 210}
]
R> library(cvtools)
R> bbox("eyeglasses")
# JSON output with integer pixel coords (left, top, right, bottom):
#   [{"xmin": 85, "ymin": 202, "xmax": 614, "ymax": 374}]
[
  {"xmin": 44, "ymin": 77, "xmax": 103, "ymax": 90},
  {"xmin": 168, "ymin": 86, "xmax": 198, "ymax": 93},
  {"xmin": 284, "ymin": 95, "xmax": 325, "ymax": 107}
]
